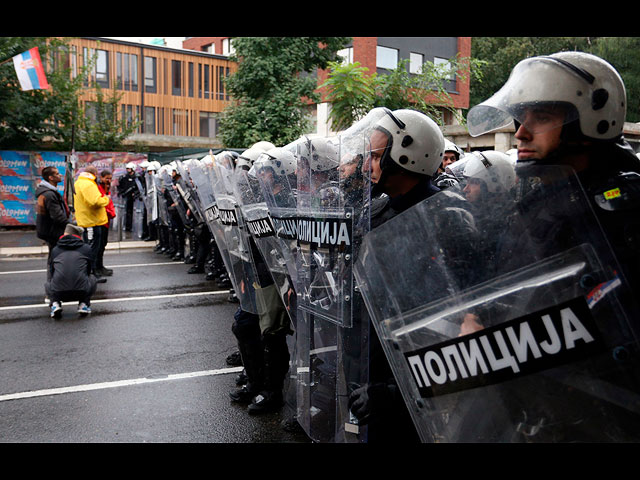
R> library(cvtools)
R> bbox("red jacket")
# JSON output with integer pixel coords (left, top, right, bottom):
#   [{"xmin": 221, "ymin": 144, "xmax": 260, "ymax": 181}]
[{"xmin": 98, "ymin": 183, "xmax": 116, "ymax": 227}]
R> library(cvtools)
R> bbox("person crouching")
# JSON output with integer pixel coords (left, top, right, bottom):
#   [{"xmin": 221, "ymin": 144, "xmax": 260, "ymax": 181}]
[{"xmin": 45, "ymin": 224, "xmax": 98, "ymax": 319}]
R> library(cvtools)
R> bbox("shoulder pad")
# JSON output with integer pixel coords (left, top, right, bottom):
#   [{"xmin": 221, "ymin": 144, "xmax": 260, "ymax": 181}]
[{"xmin": 593, "ymin": 171, "xmax": 640, "ymax": 212}]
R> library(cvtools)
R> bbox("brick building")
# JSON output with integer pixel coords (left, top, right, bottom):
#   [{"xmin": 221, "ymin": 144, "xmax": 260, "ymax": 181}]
[{"xmin": 182, "ymin": 37, "xmax": 472, "ymax": 135}]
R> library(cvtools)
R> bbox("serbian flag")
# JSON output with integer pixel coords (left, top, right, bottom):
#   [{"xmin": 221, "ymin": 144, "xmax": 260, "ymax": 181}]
[{"xmin": 12, "ymin": 47, "xmax": 50, "ymax": 91}]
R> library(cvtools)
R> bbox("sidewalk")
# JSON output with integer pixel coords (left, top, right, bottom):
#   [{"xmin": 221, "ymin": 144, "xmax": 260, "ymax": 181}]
[{"xmin": 0, "ymin": 227, "xmax": 154, "ymax": 256}]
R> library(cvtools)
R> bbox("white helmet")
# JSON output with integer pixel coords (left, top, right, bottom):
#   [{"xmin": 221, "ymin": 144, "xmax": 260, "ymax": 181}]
[
  {"xmin": 298, "ymin": 136, "xmax": 339, "ymax": 172},
  {"xmin": 147, "ymin": 161, "xmax": 161, "ymax": 172},
  {"xmin": 444, "ymin": 139, "xmax": 463, "ymax": 159},
  {"xmin": 373, "ymin": 108, "xmax": 444, "ymax": 176},
  {"xmin": 251, "ymin": 141, "xmax": 276, "ymax": 152},
  {"xmin": 468, "ymin": 51, "xmax": 626, "ymax": 141},
  {"xmin": 256, "ymin": 147, "xmax": 297, "ymax": 176},
  {"xmin": 125, "ymin": 162, "xmax": 136, "ymax": 170},
  {"xmin": 140, "ymin": 160, "xmax": 150, "ymax": 169},
  {"xmin": 236, "ymin": 148, "xmax": 264, "ymax": 170},
  {"xmin": 463, "ymin": 150, "xmax": 516, "ymax": 193}
]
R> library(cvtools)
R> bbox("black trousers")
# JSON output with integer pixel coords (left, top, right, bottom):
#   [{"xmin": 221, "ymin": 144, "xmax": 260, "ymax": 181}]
[
  {"xmin": 96, "ymin": 225, "xmax": 109, "ymax": 270},
  {"xmin": 45, "ymin": 280, "xmax": 97, "ymax": 306},
  {"xmin": 83, "ymin": 226, "xmax": 104, "ymax": 274}
]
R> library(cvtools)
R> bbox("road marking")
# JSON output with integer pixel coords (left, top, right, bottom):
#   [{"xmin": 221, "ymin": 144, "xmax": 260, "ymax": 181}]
[
  {"xmin": 0, "ymin": 290, "xmax": 231, "ymax": 311},
  {"xmin": 0, "ymin": 366, "xmax": 245, "ymax": 403},
  {"xmin": 0, "ymin": 261, "xmax": 178, "ymax": 275}
]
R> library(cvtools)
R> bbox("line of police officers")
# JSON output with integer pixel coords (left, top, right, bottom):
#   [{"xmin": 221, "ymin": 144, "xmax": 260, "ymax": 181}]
[{"xmin": 135, "ymin": 51, "xmax": 640, "ymax": 443}]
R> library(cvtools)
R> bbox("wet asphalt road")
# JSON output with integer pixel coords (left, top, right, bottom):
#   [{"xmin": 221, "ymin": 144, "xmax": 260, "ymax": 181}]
[{"xmin": 0, "ymin": 246, "xmax": 310, "ymax": 443}]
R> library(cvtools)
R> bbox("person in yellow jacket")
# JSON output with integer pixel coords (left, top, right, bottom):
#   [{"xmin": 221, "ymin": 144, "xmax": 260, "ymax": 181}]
[{"xmin": 74, "ymin": 165, "xmax": 111, "ymax": 279}]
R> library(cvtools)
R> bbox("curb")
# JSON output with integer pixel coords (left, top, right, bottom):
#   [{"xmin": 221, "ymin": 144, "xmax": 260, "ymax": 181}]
[{"xmin": 0, "ymin": 241, "xmax": 154, "ymax": 256}]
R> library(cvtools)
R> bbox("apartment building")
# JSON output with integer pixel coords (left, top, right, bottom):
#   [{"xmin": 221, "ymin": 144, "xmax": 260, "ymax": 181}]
[
  {"xmin": 183, "ymin": 37, "xmax": 472, "ymax": 135},
  {"xmin": 63, "ymin": 37, "xmax": 471, "ymax": 151},
  {"xmin": 65, "ymin": 37, "xmax": 236, "ymax": 150}
]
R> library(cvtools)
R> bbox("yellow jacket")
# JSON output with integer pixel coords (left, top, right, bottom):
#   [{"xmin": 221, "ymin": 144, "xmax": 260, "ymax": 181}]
[{"xmin": 74, "ymin": 172, "xmax": 110, "ymax": 227}]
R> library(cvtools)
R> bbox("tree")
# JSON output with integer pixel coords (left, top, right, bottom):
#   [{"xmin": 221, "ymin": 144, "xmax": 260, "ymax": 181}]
[
  {"xmin": 321, "ymin": 54, "xmax": 484, "ymax": 131},
  {"xmin": 218, "ymin": 37, "xmax": 351, "ymax": 148},
  {"xmin": 319, "ymin": 61, "xmax": 376, "ymax": 132},
  {"xmin": 0, "ymin": 37, "xmax": 74, "ymax": 149},
  {"xmin": 589, "ymin": 37, "xmax": 640, "ymax": 123},
  {"xmin": 0, "ymin": 37, "xmax": 139, "ymax": 151}
]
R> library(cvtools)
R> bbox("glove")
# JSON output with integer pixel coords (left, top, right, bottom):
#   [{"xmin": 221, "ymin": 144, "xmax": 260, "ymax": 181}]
[{"xmin": 348, "ymin": 382, "xmax": 396, "ymax": 425}]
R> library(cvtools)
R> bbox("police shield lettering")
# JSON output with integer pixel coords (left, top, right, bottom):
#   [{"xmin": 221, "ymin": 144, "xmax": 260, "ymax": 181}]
[
  {"xmin": 354, "ymin": 164, "xmax": 640, "ymax": 442},
  {"xmin": 405, "ymin": 297, "xmax": 604, "ymax": 398}
]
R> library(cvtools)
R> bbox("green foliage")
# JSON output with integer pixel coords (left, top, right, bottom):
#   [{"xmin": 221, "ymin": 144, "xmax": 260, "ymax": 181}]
[
  {"xmin": 321, "ymin": 54, "xmax": 484, "ymax": 131},
  {"xmin": 589, "ymin": 37, "xmax": 640, "ymax": 123},
  {"xmin": 218, "ymin": 37, "xmax": 351, "ymax": 148},
  {"xmin": 319, "ymin": 61, "xmax": 376, "ymax": 131},
  {"xmin": 0, "ymin": 37, "xmax": 139, "ymax": 151},
  {"xmin": 74, "ymin": 83, "xmax": 141, "ymax": 151}
]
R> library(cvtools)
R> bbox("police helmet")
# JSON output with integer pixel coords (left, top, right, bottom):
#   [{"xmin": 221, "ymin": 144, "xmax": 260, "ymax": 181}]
[
  {"xmin": 373, "ymin": 108, "xmax": 445, "ymax": 177},
  {"xmin": 467, "ymin": 51, "xmax": 626, "ymax": 141},
  {"xmin": 255, "ymin": 147, "xmax": 297, "ymax": 176},
  {"xmin": 251, "ymin": 141, "xmax": 276, "ymax": 152},
  {"xmin": 236, "ymin": 148, "xmax": 264, "ymax": 170},
  {"xmin": 463, "ymin": 150, "xmax": 517, "ymax": 193},
  {"xmin": 444, "ymin": 139, "xmax": 463, "ymax": 160}
]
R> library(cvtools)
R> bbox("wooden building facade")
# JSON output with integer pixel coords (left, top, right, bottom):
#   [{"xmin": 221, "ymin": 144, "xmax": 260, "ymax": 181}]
[{"xmin": 66, "ymin": 37, "xmax": 236, "ymax": 140}]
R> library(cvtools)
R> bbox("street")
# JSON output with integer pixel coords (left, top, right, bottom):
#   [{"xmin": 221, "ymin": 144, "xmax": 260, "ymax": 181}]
[{"xmin": 0, "ymin": 244, "xmax": 309, "ymax": 443}]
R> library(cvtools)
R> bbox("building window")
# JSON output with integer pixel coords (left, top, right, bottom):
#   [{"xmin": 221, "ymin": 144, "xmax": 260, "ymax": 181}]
[
  {"xmin": 337, "ymin": 47, "xmax": 353, "ymax": 65},
  {"xmin": 199, "ymin": 112, "xmax": 217, "ymax": 138},
  {"xmin": 434, "ymin": 57, "xmax": 455, "ymax": 80},
  {"xmin": 205, "ymin": 44, "xmax": 215, "ymax": 54},
  {"xmin": 83, "ymin": 48, "xmax": 109, "ymax": 88},
  {"xmin": 144, "ymin": 56, "xmax": 157, "ymax": 93},
  {"xmin": 376, "ymin": 46, "xmax": 398, "ymax": 70},
  {"xmin": 409, "ymin": 52, "xmax": 424, "ymax": 74},
  {"xmin": 144, "ymin": 106, "xmax": 156, "ymax": 134},
  {"xmin": 204, "ymin": 64, "xmax": 210, "ymax": 99},
  {"xmin": 173, "ymin": 109, "xmax": 187, "ymax": 136},
  {"xmin": 222, "ymin": 38, "xmax": 234, "ymax": 56},
  {"xmin": 172, "ymin": 60, "xmax": 182, "ymax": 96},
  {"xmin": 84, "ymin": 101, "xmax": 116, "ymax": 125},
  {"xmin": 130, "ymin": 54, "xmax": 138, "ymax": 92},
  {"xmin": 116, "ymin": 53, "xmax": 138, "ymax": 91},
  {"xmin": 188, "ymin": 62, "xmax": 194, "ymax": 97}
]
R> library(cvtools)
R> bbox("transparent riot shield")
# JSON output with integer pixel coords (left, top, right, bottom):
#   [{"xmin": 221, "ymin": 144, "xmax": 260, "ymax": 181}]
[
  {"xmin": 354, "ymin": 164, "xmax": 640, "ymax": 442},
  {"xmin": 281, "ymin": 109, "xmax": 384, "ymax": 443},
  {"xmin": 154, "ymin": 170, "xmax": 170, "ymax": 228},
  {"xmin": 255, "ymin": 140, "xmax": 304, "ymax": 293},
  {"xmin": 233, "ymin": 158, "xmax": 297, "ymax": 324},
  {"xmin": 181, "ymin": 156, "xmax": 237, "ymax": 294},
  {"xmin": 210, "ymin": 157, "xmax": 259, "ymax": 314},
  {"xmin": 174, "ymin": 160, "xmax": 205, "ymax": 226},
  {"xmin": 159, "ymin": 167, "xmax": 189, "ymax": 228},
  {"xmin": 144, "ymin": 171, "xmax": 158, "ymax": 224}
]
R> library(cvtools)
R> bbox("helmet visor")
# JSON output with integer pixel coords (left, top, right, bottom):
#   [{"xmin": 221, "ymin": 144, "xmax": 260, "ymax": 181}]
[{"xmin": 467, "ymin": 56, "xmax": 584, "ymax": 137}]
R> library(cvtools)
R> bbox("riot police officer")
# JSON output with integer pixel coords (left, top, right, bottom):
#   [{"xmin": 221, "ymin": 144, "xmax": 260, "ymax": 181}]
[
  {"xmin": 348, "ymin": 108, "xmax": 448, "ymax": 441},
  {"xmin": 462, "ymin": 51, "xmax": 640, "ymax": 441},
  {"xmin": 117, "ymin": 162, "xmax": 139, "ymax": 233}
]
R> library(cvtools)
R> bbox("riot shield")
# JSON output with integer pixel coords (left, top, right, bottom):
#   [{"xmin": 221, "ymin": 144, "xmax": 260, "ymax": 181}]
[
  {"xmin": 174, "ymin": 160, "xmax": 205, "ymax": 226},
  {"xmin": 159, "ymin": 166, "xmax": 190, "ymax": 228},
  {"xmin": 154, "ymin": 168, "xmax": 170, "ymax": 227},
  {"xmin": 181, "ymin": 156, "xmax": 237, "ymax": 292},
  {"xmin": 210, "ymin": 155, "xmax": 260, "ymax": 314},
  {"xmin": 282, "ymin": 109, "xmax": 385, "ymax": 443},
  {"xmin": 233, "ymin": 155, "xmax": 298, "ymax": 324},
  {"xmin": 354, "ymin": 163, "xmax": 640, "ymax": 442},
  {"xmin": 144, "ymin": 171, "xmax": 159, "ymax": 224}
]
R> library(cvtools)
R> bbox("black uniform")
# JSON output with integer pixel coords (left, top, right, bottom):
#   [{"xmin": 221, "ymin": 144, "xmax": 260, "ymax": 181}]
[{"xmin": 117, "ymin": 171, "xmax": 138, "ymax": 231}]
